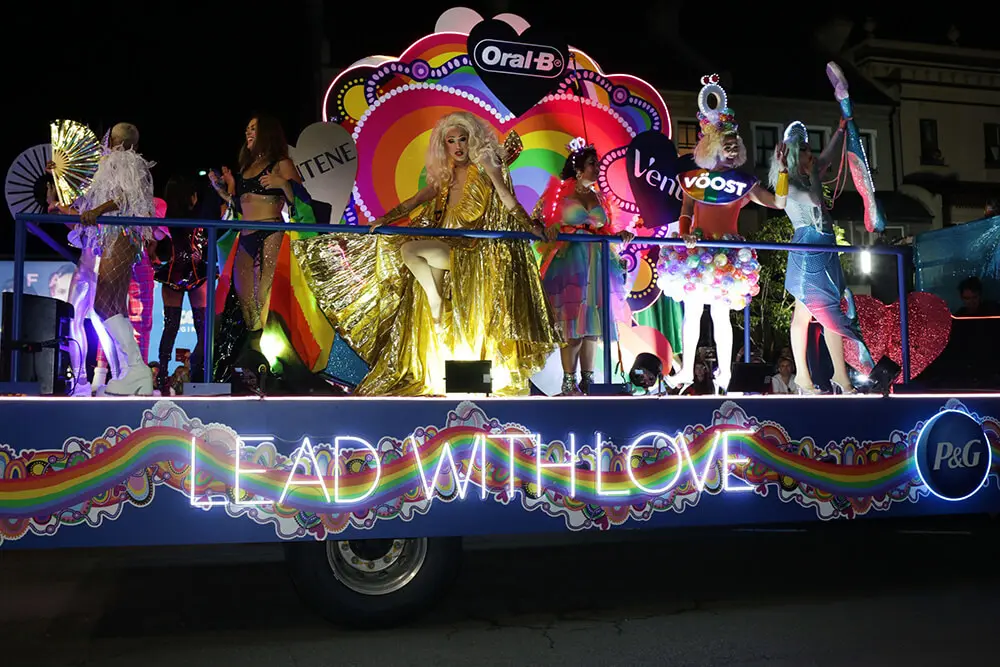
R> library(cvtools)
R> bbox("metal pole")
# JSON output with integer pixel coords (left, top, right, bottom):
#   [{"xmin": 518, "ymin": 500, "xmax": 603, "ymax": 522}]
[
  {"xmin": 10, "ymin": 218, "xmax": 27, "ymax": 379},
  {"xmin": 743, "ymin": 305, "xmax": 751, "ymax": 363},
  {"xmin": 601, "ymin": 238, "xmax": 613, "ymax": 383},
  {"xmin": 896, "ymin": 252, "xmax": 910, "ymax": 383},
  {"xmin": 204, "ymin": 227, "xmax": 218, "ymax": 384}
]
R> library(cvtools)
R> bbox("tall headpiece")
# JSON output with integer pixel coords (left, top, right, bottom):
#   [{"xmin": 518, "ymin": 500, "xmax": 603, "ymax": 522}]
[
  {"xmin": 696, "ymin": 74, "xmax": 738, "ymax": 139},
  {"xmin": 567, "ymin": 136, "xmax": 594, "ymax": 156},
  {"xmin": 783, "ymin": 121, "xmax": 808, "ymax": 145}
]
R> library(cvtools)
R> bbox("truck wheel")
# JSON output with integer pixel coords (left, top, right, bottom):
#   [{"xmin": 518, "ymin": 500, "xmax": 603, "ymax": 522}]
[{"xmin": 284, "ymin": 537, "xmax": 461, "ymax": 628}]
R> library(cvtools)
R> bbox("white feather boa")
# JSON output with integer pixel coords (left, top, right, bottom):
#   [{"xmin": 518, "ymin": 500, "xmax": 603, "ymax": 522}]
[{"xmin": 71, "ymin": 146, "xmax": 156, "ymax": 254}]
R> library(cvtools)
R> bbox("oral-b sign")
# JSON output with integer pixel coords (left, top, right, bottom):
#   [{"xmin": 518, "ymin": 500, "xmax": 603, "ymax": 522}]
[{"xmin": 472, "ymin": 39, "xmax": 564, "ymax": 79}]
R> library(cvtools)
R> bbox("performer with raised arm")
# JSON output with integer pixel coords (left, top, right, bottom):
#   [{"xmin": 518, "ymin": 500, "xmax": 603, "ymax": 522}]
[
  {"xmin": 535, "ymin": 137, "xmax": 634, "ymax": 395},
  {"xmin": 776, "ymin": 122, "xmax": 873, "ymax": 394},
  {"xmin": 292, "ymin": 111, "xmax": 562, "ymax": 396},
  {"xmin": 207, "ymin": 114, "xmax": 320, "ymax": 388},
  {"xmin": 658, "ymin": 75, "xmax": 788, "ymax": 393}
]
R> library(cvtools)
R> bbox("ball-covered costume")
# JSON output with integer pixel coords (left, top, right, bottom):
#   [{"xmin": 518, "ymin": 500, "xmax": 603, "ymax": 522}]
[
  {"xmin": 656, "ymin": 227, "xmax": 760, "ymax": 311},
  {"xmin": 655, "ymin": 75, "xmax": 761, "ymax": 311}
]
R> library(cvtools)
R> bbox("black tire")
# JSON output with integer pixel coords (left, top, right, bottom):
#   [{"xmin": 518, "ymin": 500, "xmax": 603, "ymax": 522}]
[{"xmin": 284, "ymin": 537, "xmax": 462, "ymax": 629}]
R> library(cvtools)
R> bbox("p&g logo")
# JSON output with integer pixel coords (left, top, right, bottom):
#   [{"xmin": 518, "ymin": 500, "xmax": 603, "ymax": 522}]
[
  {"xmin": 914, "ymin": 409, "xmax": 992, "ymax": 501},
  {"xmin": 472, "ymin": 39, "xmax": 564, "ymax": 79}
]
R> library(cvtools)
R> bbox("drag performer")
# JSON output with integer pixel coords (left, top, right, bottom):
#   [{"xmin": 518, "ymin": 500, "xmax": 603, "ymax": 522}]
[
  {"xmin": 291, "ymin": 111, "xmax": 562, "ymax": 396},
  {"xmin": 535, "ymin": 137, "xmax": 633, "ymax": 395},
  {"xmin": 93, "ymin": 231, "xmax": 158, "ymax": 394},
  {"xmin": 74, "ymin": 122, "xmax": 157, "ymax": 395},
  {"xmin": 773, "ymin": 122, "xmax": 873, "ymax": 394},
  {"xmin": 154, "ymin": 175, "xmax": 209, "ymax": 385},
  {"xmin": 659, "ymin": 75, "xmax": 787, "ymax": 392},
  {"xmin": 208, "ymin": 114, "xmax": 318, "ymax": 386},
  {"xmin": 46, "ymin": 182, "xmax": 98, "ymax": 395}
]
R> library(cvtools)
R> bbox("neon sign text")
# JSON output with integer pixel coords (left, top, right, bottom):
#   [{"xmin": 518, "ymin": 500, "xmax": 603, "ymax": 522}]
[{"xmin": 188, "ymin": 429, "xmax": 756, "ymax": 509}]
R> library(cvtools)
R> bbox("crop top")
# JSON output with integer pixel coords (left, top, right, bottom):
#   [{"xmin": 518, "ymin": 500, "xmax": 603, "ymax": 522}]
[{"xmin": 235, "ymin": 161, "xmax": 285, "ymax": 199}]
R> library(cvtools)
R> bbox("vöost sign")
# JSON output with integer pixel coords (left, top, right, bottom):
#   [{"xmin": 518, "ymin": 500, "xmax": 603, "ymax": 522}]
[{"xmin": 678, "ymin": 168, "xmax": 758, "ymax": 205}]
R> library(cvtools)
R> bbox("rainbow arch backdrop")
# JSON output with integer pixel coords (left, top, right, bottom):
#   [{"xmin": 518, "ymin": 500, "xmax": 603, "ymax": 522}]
[{"xmin": 322, "ymin": 32, "xmax": 671, "ymax": 226}]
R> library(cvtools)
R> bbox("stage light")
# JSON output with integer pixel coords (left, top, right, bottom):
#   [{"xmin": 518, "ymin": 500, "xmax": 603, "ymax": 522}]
[
  {"xmin": 629, "ymin": 352, "xmax": 663, "ymax": 391},
  {"xmin": 198, "ymin": 170, "xmax": 207, "ymax": 176},
  {"xmin": 445, "ymin": 360, "xmax": 492, "ymax": 395},
  {"xmin": 860, "ymin": 249, "xmax": 872, "ymax": 274},
  {"xmin": 868, "ymin": 356, "xmax": 901, "ymax": 396},
  {"xmin": 260, "ymin": 330, "xmax": 289, "ymax": 375}
]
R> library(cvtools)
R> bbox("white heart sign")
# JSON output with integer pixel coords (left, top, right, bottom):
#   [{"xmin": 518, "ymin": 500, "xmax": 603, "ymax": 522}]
[{"xmin": 288, "ymin": 122, "xmax": 358, "ymax": 219}]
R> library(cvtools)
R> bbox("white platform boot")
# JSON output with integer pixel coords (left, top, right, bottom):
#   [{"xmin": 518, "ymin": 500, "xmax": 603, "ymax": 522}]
[
  {"xmin": 102, "ymin": 315, "xmax": 153, "ymax": 396},
  {"xmin": 91, "ymin": 366, "xmax": 109, "ymax": 395}
]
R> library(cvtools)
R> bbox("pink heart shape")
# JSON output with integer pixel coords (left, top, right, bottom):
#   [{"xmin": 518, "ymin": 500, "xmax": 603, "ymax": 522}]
[{"xmin": 844, "ymin": 292, "xmax": 952, "ymax": 381}]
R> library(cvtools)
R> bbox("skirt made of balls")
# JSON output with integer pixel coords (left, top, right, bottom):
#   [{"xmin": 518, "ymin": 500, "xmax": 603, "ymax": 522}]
[{"xmin": 655, "ymin": 234, "xmax": 761, "ymax": 310}]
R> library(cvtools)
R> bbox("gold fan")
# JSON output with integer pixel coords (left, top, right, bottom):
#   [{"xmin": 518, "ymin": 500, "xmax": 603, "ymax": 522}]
[
  {"xmin": 49, "ymin": 119, "xmax": 102, "ymax": 207},
  {"xmin": 503, "ymin": 130, "xmax": 523, "ymax": 166}
]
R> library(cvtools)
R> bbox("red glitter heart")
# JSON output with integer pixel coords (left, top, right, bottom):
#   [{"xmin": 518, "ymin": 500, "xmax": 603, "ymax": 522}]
[{"xmin": 844, "ymin": 292, "xmax": 952, "ymax": 382}]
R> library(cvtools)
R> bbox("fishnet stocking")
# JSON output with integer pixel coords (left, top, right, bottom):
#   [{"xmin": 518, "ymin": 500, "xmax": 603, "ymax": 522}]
[
  {"xmin": 94, "ymin": 235, "xmax": 141, "ymax": 320},
  {"xmin": 233, "ymin": 231, "xmax": 283, "ymax": 337}
]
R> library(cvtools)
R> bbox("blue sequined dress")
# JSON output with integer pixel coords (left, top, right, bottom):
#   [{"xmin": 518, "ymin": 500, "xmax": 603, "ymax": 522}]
[{"xmin": 784, "ymin": 181, "xmax": 873, "ymax": 370}]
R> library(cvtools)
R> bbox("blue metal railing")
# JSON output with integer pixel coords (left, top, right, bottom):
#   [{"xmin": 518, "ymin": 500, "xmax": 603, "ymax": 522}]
[{"xmin": 11, "ymin": 213, "xmax": 911, "ymax": 388}]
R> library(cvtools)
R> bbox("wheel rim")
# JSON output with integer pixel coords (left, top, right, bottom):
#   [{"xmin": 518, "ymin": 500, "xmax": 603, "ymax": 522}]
[{"xmin": 325, "ymin": 538, "xmax": 428, "ymax": 596}]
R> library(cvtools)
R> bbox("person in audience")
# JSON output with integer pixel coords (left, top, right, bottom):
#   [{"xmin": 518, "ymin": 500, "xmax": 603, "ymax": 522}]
[
  {"xmin": 681, "ymin": 359, "xmax": 717, "ymax": 395},
  {"xmin": 955, "ymin": 277, "xmax": 1000, "ymax": 317},
  {"xmin": 770, "ymin": 357, "xmax": 799, "ymax": 394}
]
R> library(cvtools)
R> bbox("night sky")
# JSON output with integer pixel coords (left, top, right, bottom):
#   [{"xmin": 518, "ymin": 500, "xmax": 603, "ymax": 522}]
[{"xmin": 1, "ymin": 1, "xmax": 987, "ymax": 257}]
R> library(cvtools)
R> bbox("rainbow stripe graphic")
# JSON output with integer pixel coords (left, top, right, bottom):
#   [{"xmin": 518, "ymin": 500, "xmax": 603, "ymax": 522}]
[{"xmin": 1, "ymin": 401, "xmax": 997, "ymax": 543}]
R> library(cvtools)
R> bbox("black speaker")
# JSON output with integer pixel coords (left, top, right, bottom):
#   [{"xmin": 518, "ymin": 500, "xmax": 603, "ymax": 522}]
[
  {"xmin": 445, "ymin": 360, "xmax": 492, "ymax": 394},
  {"xmin": 728, "ymin": 362, "xmax": 772, "ymax": 394},
  {"xmin": 0, "ymin": 293, "xmax": 75, "ymax": 395}
]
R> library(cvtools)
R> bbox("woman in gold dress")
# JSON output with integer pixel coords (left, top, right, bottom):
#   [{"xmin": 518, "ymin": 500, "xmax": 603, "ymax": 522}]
[{"xmin": 291, "ymin": 111, "xmax": 562, "ymax": 396}]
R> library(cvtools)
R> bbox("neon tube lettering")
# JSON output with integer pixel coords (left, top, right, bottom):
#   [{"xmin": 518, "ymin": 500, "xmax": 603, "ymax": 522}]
[
  {"xmin": 625, "ymin": 431, "xmax": 681, "ymax": 495},
  {"xmin": 333, "ymin": 436, "xmax": 383, "ymax": 504},
  {"xmin": 482, "ymin": 433, "xmax": 526, "ymax": 497},
  {"xmin": 278, "ymin": 437, "xmax": 330, "ymax": 506},
  {"xmin": 411, "ymin": 434, "xmax": 488, "ymax": 501},
  {"xmin": 722, "ymin": 430, "xmax": 755, "ymax": 492},
  {"xmin": 595, "ymin": 431, "xmax": 629, "ymax": 497},
  {"xmin": 536, "ymin": 433, "xmax": 577, "ymax": 498},
  {"xmin": 188, "ymin": 435, "xmax": 227, "ymax": 508},
  {"xmin": 680, "ymin": 432, "xmax": 721, "ymax": 492},
  {"xmin": 234, "ymin": 435, "xmax": 275, "ymax": 506}
]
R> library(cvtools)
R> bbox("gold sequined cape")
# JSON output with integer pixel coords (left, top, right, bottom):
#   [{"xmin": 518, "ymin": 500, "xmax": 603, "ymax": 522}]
[{"xmin": 291, "ymin": 162, "xmax": 563, "ymax": 396}]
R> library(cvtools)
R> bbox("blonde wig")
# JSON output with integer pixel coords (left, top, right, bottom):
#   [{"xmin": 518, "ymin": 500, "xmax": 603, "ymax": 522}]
[
  {"xmin": 424, "ymin": 111, "xmax": 505, "ymax": 190},
  {"xmin": 693, "ymin": 125, "xmax": 747, "ymax": 170}
]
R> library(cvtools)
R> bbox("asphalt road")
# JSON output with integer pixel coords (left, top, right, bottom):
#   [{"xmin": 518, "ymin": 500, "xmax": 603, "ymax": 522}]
[{"xmin": 1, "ymin": 518, "xmax": 997, "ymax": 667}]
